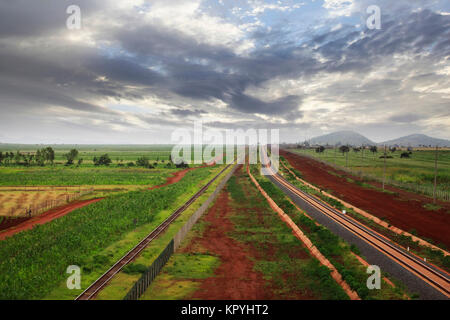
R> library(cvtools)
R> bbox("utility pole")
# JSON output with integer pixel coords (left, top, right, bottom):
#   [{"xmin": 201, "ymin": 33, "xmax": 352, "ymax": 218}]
[
  {"xmin": 346, "ymin": 145, "xmax": 349, "ymax": 168},
  {"xmin": 433, "ymin": 145, "xmax": 438, "ymax": 204},
  {"xmin": 382, "ymin": 145, "xmax": 387, "ymax": 190},
  {"xmin": 334, "ymin": 146, "xmax": 337, "ymax": 165}
]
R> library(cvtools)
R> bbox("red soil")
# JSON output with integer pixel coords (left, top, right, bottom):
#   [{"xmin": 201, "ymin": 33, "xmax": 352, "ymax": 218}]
[
  {"xmin": 148, "ymin": 167, "xmax": 199, "ymax": 190},
  {"xmin": 281, "ymin": 150, "xmax": 450, "ymax": 248},
  {"xmin": 0, "ymin": 198, "xmax": 103, "ymax": 240},
  {"xmin": 149, "ymin": 160, "xmax": 219, "ymax": 191},
  {"xmin": 190, "ymin": 190, "xmax": 272, "ymax": 300}
]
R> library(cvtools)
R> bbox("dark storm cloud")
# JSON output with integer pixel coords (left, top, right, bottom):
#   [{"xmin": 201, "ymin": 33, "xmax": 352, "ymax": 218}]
[
  {"xmin": 170, "ymin": 108, "xmax": 208, "ymax": 117},
  {"xmin": 0, "ymin": 0, "xmax": 109, "ymax": 38},
  {"xmin": 388, "ymin": 114, "xmax": 423, "ymax": 123},
  {"xmin": 0, "ymin": 1, "xmax": 449, "ymax": 143}
]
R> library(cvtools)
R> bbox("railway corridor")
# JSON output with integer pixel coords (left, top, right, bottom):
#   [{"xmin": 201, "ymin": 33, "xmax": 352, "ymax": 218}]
[{"xmin": 267, "ymin": 171, "xmax": 450, "ymax": 300}]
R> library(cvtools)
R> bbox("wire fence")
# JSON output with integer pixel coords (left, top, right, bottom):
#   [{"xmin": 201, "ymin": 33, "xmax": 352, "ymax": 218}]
[
  {"xmin": 9, "ymin": 188, "xmax": 94, "ymax": 217},
  {"xmin": 291, "ymin": 151, "xmax": 450, "ymax": 202},
  {"xmin": 123, "ymin": 240, "xmax": 174, "ymax": 301},
  {"xmin": 123, "ymin": 163, "xmax": 239, "ymax": 300}
]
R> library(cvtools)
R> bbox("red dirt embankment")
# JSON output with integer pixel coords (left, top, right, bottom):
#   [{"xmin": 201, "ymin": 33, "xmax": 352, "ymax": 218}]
[
  {"xmin": 189, "ymin": 190, "xmax": 271, "ymax": 300},
  {"xmin": 0, "ymin": 198, "xmax": 103, "ymax": 240},
  {"xmin": 281, "ymin": 150, "xmax": 450, "ymax": 248}
]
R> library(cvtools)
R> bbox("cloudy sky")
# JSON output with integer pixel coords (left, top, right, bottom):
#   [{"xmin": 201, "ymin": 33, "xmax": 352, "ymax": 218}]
[{"xmin": 0, "ymin": 0, "xmax": 449, "ymax": 144}]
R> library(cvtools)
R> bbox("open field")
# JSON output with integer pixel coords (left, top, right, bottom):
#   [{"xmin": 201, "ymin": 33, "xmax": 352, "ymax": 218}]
[
  {"xmin": 288, "ymin": 148, "xmax": 450, "ymax": 198},
  {"xmin": 0, "ymin": 144, "xmax": 174, "ymax": 163},
  {"xmin": 0, "ymin": 189, "xmax": 80, "ymax": 217},
  {"xmin": 0, "ymin": 165, "xmax": 222, "ymax": 300},
  {"xmin": 0, "ymin": 167, "xmax": 175, "ymax": 186}
]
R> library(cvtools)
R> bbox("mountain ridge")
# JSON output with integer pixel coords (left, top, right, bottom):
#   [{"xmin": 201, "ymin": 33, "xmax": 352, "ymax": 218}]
[{"xmin": 306, "ymin": 131, "xmax": 450, "ymax": 147}]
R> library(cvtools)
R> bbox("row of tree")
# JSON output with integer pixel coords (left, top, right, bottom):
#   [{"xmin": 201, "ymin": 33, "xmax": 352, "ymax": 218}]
[
  {"xmin": 0, "ymin": 148, "xmax": 183, "ymax": 168},
  {"xmin": 315, "ymin": 145, "xmax": 412, "ymax": 159},
  {"xmin": 0, "ymin": 147, "xmax": 55, "ymax": 166}
]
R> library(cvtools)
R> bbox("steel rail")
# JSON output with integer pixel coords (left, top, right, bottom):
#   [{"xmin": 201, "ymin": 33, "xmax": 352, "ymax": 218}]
[
  {"xmin": 75, "ymin": 164, "xmax": 232, "ymax": 300},
  {"xmin": 270, "ymin": 168, "xmax": 450, "ymax": 297}
]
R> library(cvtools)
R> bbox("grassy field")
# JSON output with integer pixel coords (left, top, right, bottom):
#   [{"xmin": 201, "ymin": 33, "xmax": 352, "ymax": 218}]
[
  {"xmin": 0, "ymin": 189, "xmax": 77, "ymax": 216},
  {"xmin": 289, "ymin": 148, "xmax": 450, "ymax": 194},
  {"xmin": 0, "ymin": 144, "xmax": 224, "ymax": 164},
  {"xmin": 0, "ymin": 167, "xmax": 175, "ymax": 186},
  {"xmin": 0, "ymin": 165, "xmax": 221, "ymax": 300}
]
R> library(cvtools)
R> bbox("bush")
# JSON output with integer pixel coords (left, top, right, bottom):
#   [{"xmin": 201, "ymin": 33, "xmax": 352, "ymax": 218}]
[
  {"xmin": 123, "ymin": 263, "xmax": 148, "ymax": 275},
  {"xmin": 94, "ymin": 154, "xmax": 112, "ymax": 166},
  {"xmin": 400, "ymin": 152, "xmax": 410, "ymax": 158}
]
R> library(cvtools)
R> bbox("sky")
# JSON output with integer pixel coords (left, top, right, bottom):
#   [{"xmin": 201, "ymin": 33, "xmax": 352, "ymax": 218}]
[{"xmin": 0, "ymin": 0, "xmax": 449, "ymax": 144}]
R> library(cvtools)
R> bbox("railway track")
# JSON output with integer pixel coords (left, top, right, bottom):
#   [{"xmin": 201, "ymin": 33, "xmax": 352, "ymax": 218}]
[
  {"xmin": 259, "ymin": 149, "xmax": 450, "ymax": 298},
  {"xmin": 75, "ymin": 164, "xmax": 232, "ymax": 300},
  {"xmin": 270, "ymin": 168, "xmax": 450, "ymax": 298}
]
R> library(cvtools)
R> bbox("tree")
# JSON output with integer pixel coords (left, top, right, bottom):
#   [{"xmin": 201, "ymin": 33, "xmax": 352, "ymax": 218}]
[
  {"xmin": 400, "ymin": 152, "xmax": 410, "ymax": 158},
  {"xmin": 339, "ymin": 145, "xmax": 350, "ymax": 154},
  {"xmin": 315, "ymin": 146, "xmax": 325, "ymax": 153},
  {"xmin": 35, "ymin": 149, "xmax": 45, "ymax": 166},
  {"xmin": 136, "ymin": 156, "xmax": 150, "ymax": 167},
  {"xmin": 64, "ymin": 149, "xmax": 79, "ymax": 165},
  {"xmin": 176, "ymin": 161, "xmax": 189, "ymax": 169},
  {"xmin": 136, "ymin": 156, "xmax": 154, "ymax": 169},
  {"xmin": 0, "ymin": 152, "xmax": 3, "ymax": 165},
  {"xmin": 94, "ymin": 154, "xmax": 112, "ymax": 166},
  {"xmin": 14, "ymin": 151, "xmax": 22, "ymax": 165},
  {"xmin": 44, "ymin": 147, "xmax": 55, "ymax": 164}
]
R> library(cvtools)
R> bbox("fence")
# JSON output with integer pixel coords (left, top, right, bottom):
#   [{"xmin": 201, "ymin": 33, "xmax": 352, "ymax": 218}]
[
  {"xmin": 123, "ymin": 240, "xmax": 174, "ymax": 300},
  {"xmin": 10, "ymin": 188, "xmax": 94, "ymax": 217},
  {"xmin": 292, "ymin": 151, "xmax": 450, "ymax": 202},
  {"xmin": 123, "ymin": 163, "xmax": 239, "ymax": 300}
]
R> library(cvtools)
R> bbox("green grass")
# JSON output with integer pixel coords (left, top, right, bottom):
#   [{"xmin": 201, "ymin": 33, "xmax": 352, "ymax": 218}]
[
  {"xmin": 423, "ymin": 203, "xmax": 442, "ymax": 211},
  {"xmin": 289, "ymin": 148, "xmax": 450, "ymax": 194},
  {"xmin": 0, "ymin": 167, "xmax": 175, "ymax": 186},
  {"xmin": 0, "ymin": 166, "xmax": 220, "ymax": 300}
]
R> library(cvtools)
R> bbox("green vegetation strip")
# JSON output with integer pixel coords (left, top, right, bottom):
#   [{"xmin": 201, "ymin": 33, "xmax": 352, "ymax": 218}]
[{"xmin": 0, "ymin": 166, "xmax": 220, "ymax": 300}]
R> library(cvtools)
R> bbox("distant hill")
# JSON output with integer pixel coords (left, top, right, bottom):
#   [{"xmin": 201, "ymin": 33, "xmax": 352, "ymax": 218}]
[
  {"xmin": 380, "ymin": 134, "xmax": 450, "ymax": 147},
  {"xmin": 308, "ymin": 131, "xmax": 375, "ymax": 146}
]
